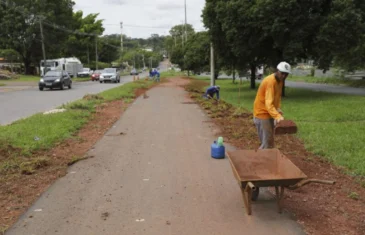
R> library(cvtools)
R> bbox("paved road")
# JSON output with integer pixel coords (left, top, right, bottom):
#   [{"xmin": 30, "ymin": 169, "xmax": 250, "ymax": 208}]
[
  {"xmin": 6, "ymin": 78, "xmax": 304, "ymax": 235},
  {"xmin": 200, "ymin": 74, "xmax": 365, "ymax": 96},
  {"xmin": 282, "ymin": 80, "xmax": 365, "ymax": 96},
  {"xmin": 0, "ymin": 73, "xmax": 149, "ymax": 126}
]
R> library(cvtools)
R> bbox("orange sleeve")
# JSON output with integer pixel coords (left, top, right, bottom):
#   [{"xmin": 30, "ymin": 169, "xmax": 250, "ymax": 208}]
[{"xmin": 265, "ymin": 82, "xmax": 282, "ymax": 119}]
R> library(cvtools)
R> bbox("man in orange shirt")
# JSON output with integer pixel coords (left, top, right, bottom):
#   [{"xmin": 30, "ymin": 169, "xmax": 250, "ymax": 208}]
[{"xmin": 253, "ymin": 62, "xmax": 291, "ymax": 149}]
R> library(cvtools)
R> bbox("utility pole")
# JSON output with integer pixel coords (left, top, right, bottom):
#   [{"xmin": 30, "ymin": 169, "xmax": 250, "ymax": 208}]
[
  {"xmin": 142, "ymin": 54, "xmax": 146, "ymax": 69},
  {"xmin": 150, "ymin": 57, "xmax": 152, "ymax": 69},
  {"xmin": 133, "ymin": 54, "xmax": 136, "ymax": 68},
  {"xmin": 184, "ymin": 0, "xmax": 188, "ymax": 42},
  {"xmin": 120, "ymin": 22, "xmax": 123, "ymax": 52},
  {"xmin": 39, "ymin": 17, "xmax": 47, "ymax": 76},
  {"xmin": 95, "ymin": 36, "xmax": 98, "ymax": 70},
  {"xmin": 87, "ymin": 45, "xmax": 90, "ymax": 65},
  {"xmin": 210, "ymin": 42, "xmax": 215, "ymax": 86}
]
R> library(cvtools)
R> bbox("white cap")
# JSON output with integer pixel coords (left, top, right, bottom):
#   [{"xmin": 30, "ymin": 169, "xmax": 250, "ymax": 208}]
[{"xmin": 277, "ymin": 62, "xmax": 291, "ymax": 74}]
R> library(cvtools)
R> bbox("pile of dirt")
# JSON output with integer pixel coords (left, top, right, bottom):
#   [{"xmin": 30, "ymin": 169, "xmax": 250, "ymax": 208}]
[
  {"xmin": 275, "ymin": 119, "xmax": 298, "ymax": 135},
  {"xmin": 83, "ymin": 94, "xmax": 104, "ymax": 101},
  {"xmin": 134, "ymin": 88, "xmax": 148, "ymax": 98},
  {"xmin": 185, "ymin": 79, "xmax": 365, "ymax": 235},
  {"xmin": 0, "ymin": 70, "xmax": 19, "ymax": 80},
  {"xmin": 0, "ymin": 140, "xmax": 22, "ymax": 161}
]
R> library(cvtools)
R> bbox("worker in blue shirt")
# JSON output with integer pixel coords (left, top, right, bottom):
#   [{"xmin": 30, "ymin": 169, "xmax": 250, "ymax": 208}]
[
  {"xmin": 154, "ymin": 69, "xmax": 160, "ymax": 82},
  {"xmin": 203, "ymin": 85, "xmax": 220, "ymax": 100},
  {"xmin": 149, "ymin": 69, "xmax": 160, "ymax": 82}
]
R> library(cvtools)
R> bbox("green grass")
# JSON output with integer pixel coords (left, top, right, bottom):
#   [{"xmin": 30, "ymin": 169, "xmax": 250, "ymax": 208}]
[
  {"xmin": 0, "ymin": 83, "xmax": 5, "ymax": 86},
  {"xmin": 0, "ymin": 80, "xmax": 153, "ymax": 156},
  {"xmin": 0, "ymin": 107, "xmax": 92, "ymax": 154},
  {"xmin": 194, "ymin": 77, "xmax": 365, "ymax": 176},
  {"xmin": 160, "ymin": 70, "xmax": 185, "ymax": 78},
  {"xmin": 99, "ymin": 80, "xmax": 153, "ymax": 101},
  {"xmin": 287, "ymin": 75, "xmax": 365, "ymax": 88},
  {"xmin": 12, "ymin": 75, "xmax": 40, "ymax": 82}
]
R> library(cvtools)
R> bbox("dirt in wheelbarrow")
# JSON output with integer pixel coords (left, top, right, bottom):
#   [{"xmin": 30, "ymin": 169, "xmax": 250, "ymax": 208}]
[{"xmin": 185, "ymin": 80, "xmax": 365, "ymax": 235}]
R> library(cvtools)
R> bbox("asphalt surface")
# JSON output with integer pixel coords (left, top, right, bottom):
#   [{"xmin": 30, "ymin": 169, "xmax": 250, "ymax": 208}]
[
  {"xmin": 6, "ymin": 78, "xmax": 305, "ymax": 235},
  {"xmin": 0, "ymin": 73, "xmax": 148, "ymax": 126},
  {"xmin": 282, "ymin": 80, "xmax": 365, "ymax": 96},
  {"xmin": 217, "ymin": 75, "xmax": 365, "ymax": 96}
]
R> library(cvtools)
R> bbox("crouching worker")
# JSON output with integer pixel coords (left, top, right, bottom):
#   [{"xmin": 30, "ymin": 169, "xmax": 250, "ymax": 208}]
[
  {"xmin": 203, "ymin": 85, "xmax": 220, "ymax": 100},
  {"xmin": 154, "ymin": 70, "xmax": 160, "ymax": 82}
]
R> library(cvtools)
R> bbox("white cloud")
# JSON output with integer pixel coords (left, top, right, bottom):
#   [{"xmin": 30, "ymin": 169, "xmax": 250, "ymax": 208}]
[
  {"xmin": 104, "ymin": 0, "xmax": 128, "ymax": 5},
  {"xmin": 73, "ymin": 0, "xmax": 206, "ymax": 38}
]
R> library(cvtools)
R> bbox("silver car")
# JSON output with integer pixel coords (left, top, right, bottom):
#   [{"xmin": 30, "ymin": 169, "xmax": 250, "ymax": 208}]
[{"xmin": 99, "ymin": 68, "xmax": 120, "ymax": 83}]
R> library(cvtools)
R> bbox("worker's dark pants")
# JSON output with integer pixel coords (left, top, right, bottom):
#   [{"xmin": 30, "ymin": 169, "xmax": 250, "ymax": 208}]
[
  {"xmin": 203, "ymin": 92, "xmax": 213, "ymax": 99},
  {"xmin": 253, "ymin": 117, "xmax": 275, "ymax": 149}
]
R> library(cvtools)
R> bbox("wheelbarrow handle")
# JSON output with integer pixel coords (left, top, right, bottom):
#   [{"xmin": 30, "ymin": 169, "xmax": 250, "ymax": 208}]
[{"xmin": 288, "ymin": 179, "xmax": 335, "ymax": 190}]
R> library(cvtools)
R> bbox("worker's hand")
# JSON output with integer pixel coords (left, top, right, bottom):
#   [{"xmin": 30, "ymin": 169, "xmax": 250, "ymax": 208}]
[
  {"xmin": 277, "ymin": 108, "xmax": 283, "ymax": 115},
  {"xmin": 275, "ymin": 116, "xmax": 284, "ymax": 126}
]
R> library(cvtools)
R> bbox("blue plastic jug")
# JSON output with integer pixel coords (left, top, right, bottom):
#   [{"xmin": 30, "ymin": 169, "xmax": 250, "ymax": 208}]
[{"xmin": 211, "ymin": 141, "xmax": 225, "ymax": 159}]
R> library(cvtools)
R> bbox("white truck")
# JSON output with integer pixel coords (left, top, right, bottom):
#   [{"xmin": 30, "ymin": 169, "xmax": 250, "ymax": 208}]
[
  {"xmin": 40, "ymin": 57, "xmax": 83, "ymax": 77},
  {"xmin": 77, "ymin": 68, "xmax": 92, "ymax": 77}
]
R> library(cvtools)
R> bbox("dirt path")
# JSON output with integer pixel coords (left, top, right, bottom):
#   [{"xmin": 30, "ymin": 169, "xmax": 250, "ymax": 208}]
[{"xmin": 6, "ymin": 78, "xmax": 305, "ymax": 235}]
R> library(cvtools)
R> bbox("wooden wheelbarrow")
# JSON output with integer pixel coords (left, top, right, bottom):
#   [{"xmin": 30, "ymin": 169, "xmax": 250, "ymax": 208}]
[{"xmin": 227, "ymin": 149, "xmax": 335, "ymax": 215}]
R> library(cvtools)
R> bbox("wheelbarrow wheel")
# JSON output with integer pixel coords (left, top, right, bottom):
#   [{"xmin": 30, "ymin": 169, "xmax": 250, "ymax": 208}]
[{"xmin": 251, "ymin": 187, "xmax": 260, "ymax": 201}]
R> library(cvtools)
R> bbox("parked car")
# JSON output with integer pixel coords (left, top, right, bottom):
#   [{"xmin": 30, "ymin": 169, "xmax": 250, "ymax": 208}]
[
  {"xmin": 130, "ymin": 69, "xmax": 139, "ymax": 75},
  {"xmin": 77, "ymin": 68, "xmax": 92, "ymax": 77},
  {"xmin": 99, "ymin": 68, "xmax": 120, "ymax": 83},
  {"xmin": 91, "ymin": 70, "xmax": 102, "ymax": 81},
  {"xmin": 39, "ymin": 70, "xmax": 72, "ymax": 91}
]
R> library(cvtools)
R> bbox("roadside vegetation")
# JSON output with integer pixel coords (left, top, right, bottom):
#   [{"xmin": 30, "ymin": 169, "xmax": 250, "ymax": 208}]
[
  {"xmin": 193, "ymin": 76, "xmax": 365, "ymax": 177},
  {"xmin": 0, "ymin": 80, "xmax": 153, "ymax": 176}
]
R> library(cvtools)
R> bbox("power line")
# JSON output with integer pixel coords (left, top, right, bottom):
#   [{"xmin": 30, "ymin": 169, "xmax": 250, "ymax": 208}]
[
  {"xmin": 1, "ymin": 0, "xmax": 205, "ymax": 43},
  {"xmin": 104, "ymin": 24, "xmax": 172, "ymax": 29}
]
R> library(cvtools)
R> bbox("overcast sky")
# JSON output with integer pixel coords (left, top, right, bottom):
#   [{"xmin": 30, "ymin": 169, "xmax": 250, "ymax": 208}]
[{"xmin": 73, "ymin": 0, "xmax": 207, "ymax": 39}]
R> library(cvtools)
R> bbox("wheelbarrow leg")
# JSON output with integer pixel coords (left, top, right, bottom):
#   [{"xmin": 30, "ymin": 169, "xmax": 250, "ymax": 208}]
[
  {"xmin": 275, "ymin": 186, "xmax": 285, "ymax": 213},
  {"xmin": 241, "ymin": 187, "xmax": 251, "ymax": 215},
  {"xmin": 241, "ymin": 182, "xmax": 255, "ymax": 215}
]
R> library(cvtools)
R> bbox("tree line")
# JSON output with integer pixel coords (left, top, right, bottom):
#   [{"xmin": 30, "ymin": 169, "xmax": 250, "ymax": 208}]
[
  {"xmin": 0, "ymin": 0, "xmax": 165, "ymax": 74},
  {"xmin": 167, "ymin": 0, "xmax": 365, "ymax": 89}
]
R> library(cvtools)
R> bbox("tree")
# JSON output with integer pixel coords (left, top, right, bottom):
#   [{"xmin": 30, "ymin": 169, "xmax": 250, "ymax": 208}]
[
  {"xmin": 184, "ymin": 32, "xmax": 210, "ymax": 74},
  {"xmin": 169, "ymin": 24, "xmax": 195, "ymax": 42},
  {"xmin": 0, "ymin": 0, "xmax": 75, "ymax": 74},
  {"xmin": 167, "ymin": 24, "xmax": 196, "ymax": 70},
  {"xmin": 202, "ymin": 0, "xmax": 365, "ymax": 91},
  {"xmin": 98, "ymin": 34, "xmax": 121, "ymax": 64},
  {"xmin": 64, "ymin": 11, "xmax": 105, "ymax": 65},
  {"xmin": 203, "ymin": 0, "xmax": 257, "ymax": 87},
  {"xmin": 170, "ymin": 46, "xmax": 185, "ymax": 69}
]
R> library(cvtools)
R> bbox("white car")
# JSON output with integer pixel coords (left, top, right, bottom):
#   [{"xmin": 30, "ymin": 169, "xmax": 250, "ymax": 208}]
[
  {"xmin": 77, "ymin": 68, "xmax": 92, "ymax": 77},
  {"xmin": 99, "ymin": 68, "xmax": 120, "ymax": 83}
]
